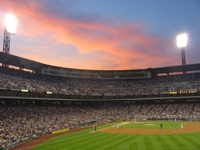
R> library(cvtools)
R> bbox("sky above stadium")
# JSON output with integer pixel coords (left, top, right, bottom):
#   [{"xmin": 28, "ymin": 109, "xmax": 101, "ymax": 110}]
[{"xmin": 0, "ymin": 0, "xmax": 200, "ymax": 70}]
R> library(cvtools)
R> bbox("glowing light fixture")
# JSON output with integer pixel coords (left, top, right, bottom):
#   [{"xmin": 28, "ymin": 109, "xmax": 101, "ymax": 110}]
[
  {"xmin": 176, "ymin": 33, "xmax": 188, "ymax": 48},
  {"xmin": 4, "ymin": 13, "xmax": 18, "ymax": 34}
]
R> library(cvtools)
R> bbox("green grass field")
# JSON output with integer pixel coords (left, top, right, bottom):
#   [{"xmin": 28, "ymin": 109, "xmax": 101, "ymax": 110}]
[{"xmin": 32, "ymin": 122, "xmax": 200, "ymax": 150}]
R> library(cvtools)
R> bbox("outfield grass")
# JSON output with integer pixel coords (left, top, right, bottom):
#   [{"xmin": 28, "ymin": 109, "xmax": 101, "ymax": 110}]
[{"xmin": 32, "ymin": 122, "xmax": 200, "ymax": 150}]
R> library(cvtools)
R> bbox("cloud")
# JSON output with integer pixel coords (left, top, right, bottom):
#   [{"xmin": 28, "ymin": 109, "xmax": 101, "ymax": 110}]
[{"xmin": 0, "ymin": 0, "xmax": 178, "ymax": 70}]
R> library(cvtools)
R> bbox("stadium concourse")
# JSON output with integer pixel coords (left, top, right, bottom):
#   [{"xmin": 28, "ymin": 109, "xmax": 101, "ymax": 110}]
[{"xmin": 0, "ymin": 66, "xmax": 200, "ymax": 149}]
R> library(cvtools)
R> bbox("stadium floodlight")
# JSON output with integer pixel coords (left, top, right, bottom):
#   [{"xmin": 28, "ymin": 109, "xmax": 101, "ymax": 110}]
[
  {"xmin": 176, "ymin": 33, "xmax": 188, "ymax": 48},
  {"xmin": 176, "ymin": 33, "xmax": 188, "ymax": 74},
  {"xmin": 2, "ymin": 13, "xmax": 18, "ymax": 67},
  {"xmin": 4, "ymin": 13, "xmax": 18, "ymax": 35}
]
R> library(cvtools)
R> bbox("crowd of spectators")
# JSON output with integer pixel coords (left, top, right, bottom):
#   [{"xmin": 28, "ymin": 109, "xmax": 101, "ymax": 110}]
[
  {"xmin": 1, "ymin": 67, "xmax": 200, "ymax": 149},
  {"xmin": 0, "ymin": 67, "xmax": 200, "ymax": 97},
  {"xmin": 129, "ymin": 102, "xmax": 200, "ymax": 120}
]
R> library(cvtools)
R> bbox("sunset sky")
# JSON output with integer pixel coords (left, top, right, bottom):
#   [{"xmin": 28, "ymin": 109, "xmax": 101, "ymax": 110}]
[{"xmin": 0, "ymin": 0, "xmax": 199, "ymax": 70}]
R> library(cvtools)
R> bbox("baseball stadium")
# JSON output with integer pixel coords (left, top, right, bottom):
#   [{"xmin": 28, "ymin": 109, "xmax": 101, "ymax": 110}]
[
  {"xmin": 0, "ymin": 1, "xmax": 200, "ymax": 150},
  {"xmin": 0, "ymin": 52, "xmax": 200, "ymax": 150}
]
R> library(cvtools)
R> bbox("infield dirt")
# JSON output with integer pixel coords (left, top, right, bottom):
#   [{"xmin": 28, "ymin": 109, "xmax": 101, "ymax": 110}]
[{"xmin": 100, "ymin": 122, "xmax": 200, "ymax": 134}]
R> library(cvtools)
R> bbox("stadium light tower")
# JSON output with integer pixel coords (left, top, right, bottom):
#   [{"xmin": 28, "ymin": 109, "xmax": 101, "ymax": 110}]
[
  {"xmin": 2, "ymin": 13, "xmax": 18, "ymax": 67},
  {"xmin": 176, "ymin": 33, "xmax": 188, "ymax": 74}
]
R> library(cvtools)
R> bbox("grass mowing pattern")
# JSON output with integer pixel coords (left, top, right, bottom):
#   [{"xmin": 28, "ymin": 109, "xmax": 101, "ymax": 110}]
[{"xmin": 32, "ymin": 122, "xmax": 200, "ymax": 150}]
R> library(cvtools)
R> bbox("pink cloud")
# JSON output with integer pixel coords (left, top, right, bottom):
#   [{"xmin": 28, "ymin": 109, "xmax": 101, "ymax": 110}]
[{"xmin": 0, "ymin": 0, "xmax": 178, "ymax": 70}]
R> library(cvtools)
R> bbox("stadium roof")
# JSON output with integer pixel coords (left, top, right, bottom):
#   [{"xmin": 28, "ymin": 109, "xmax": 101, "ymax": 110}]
[{"xmin": 0, "ymin": 52, "xmax": 200, "ymax": 75}]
